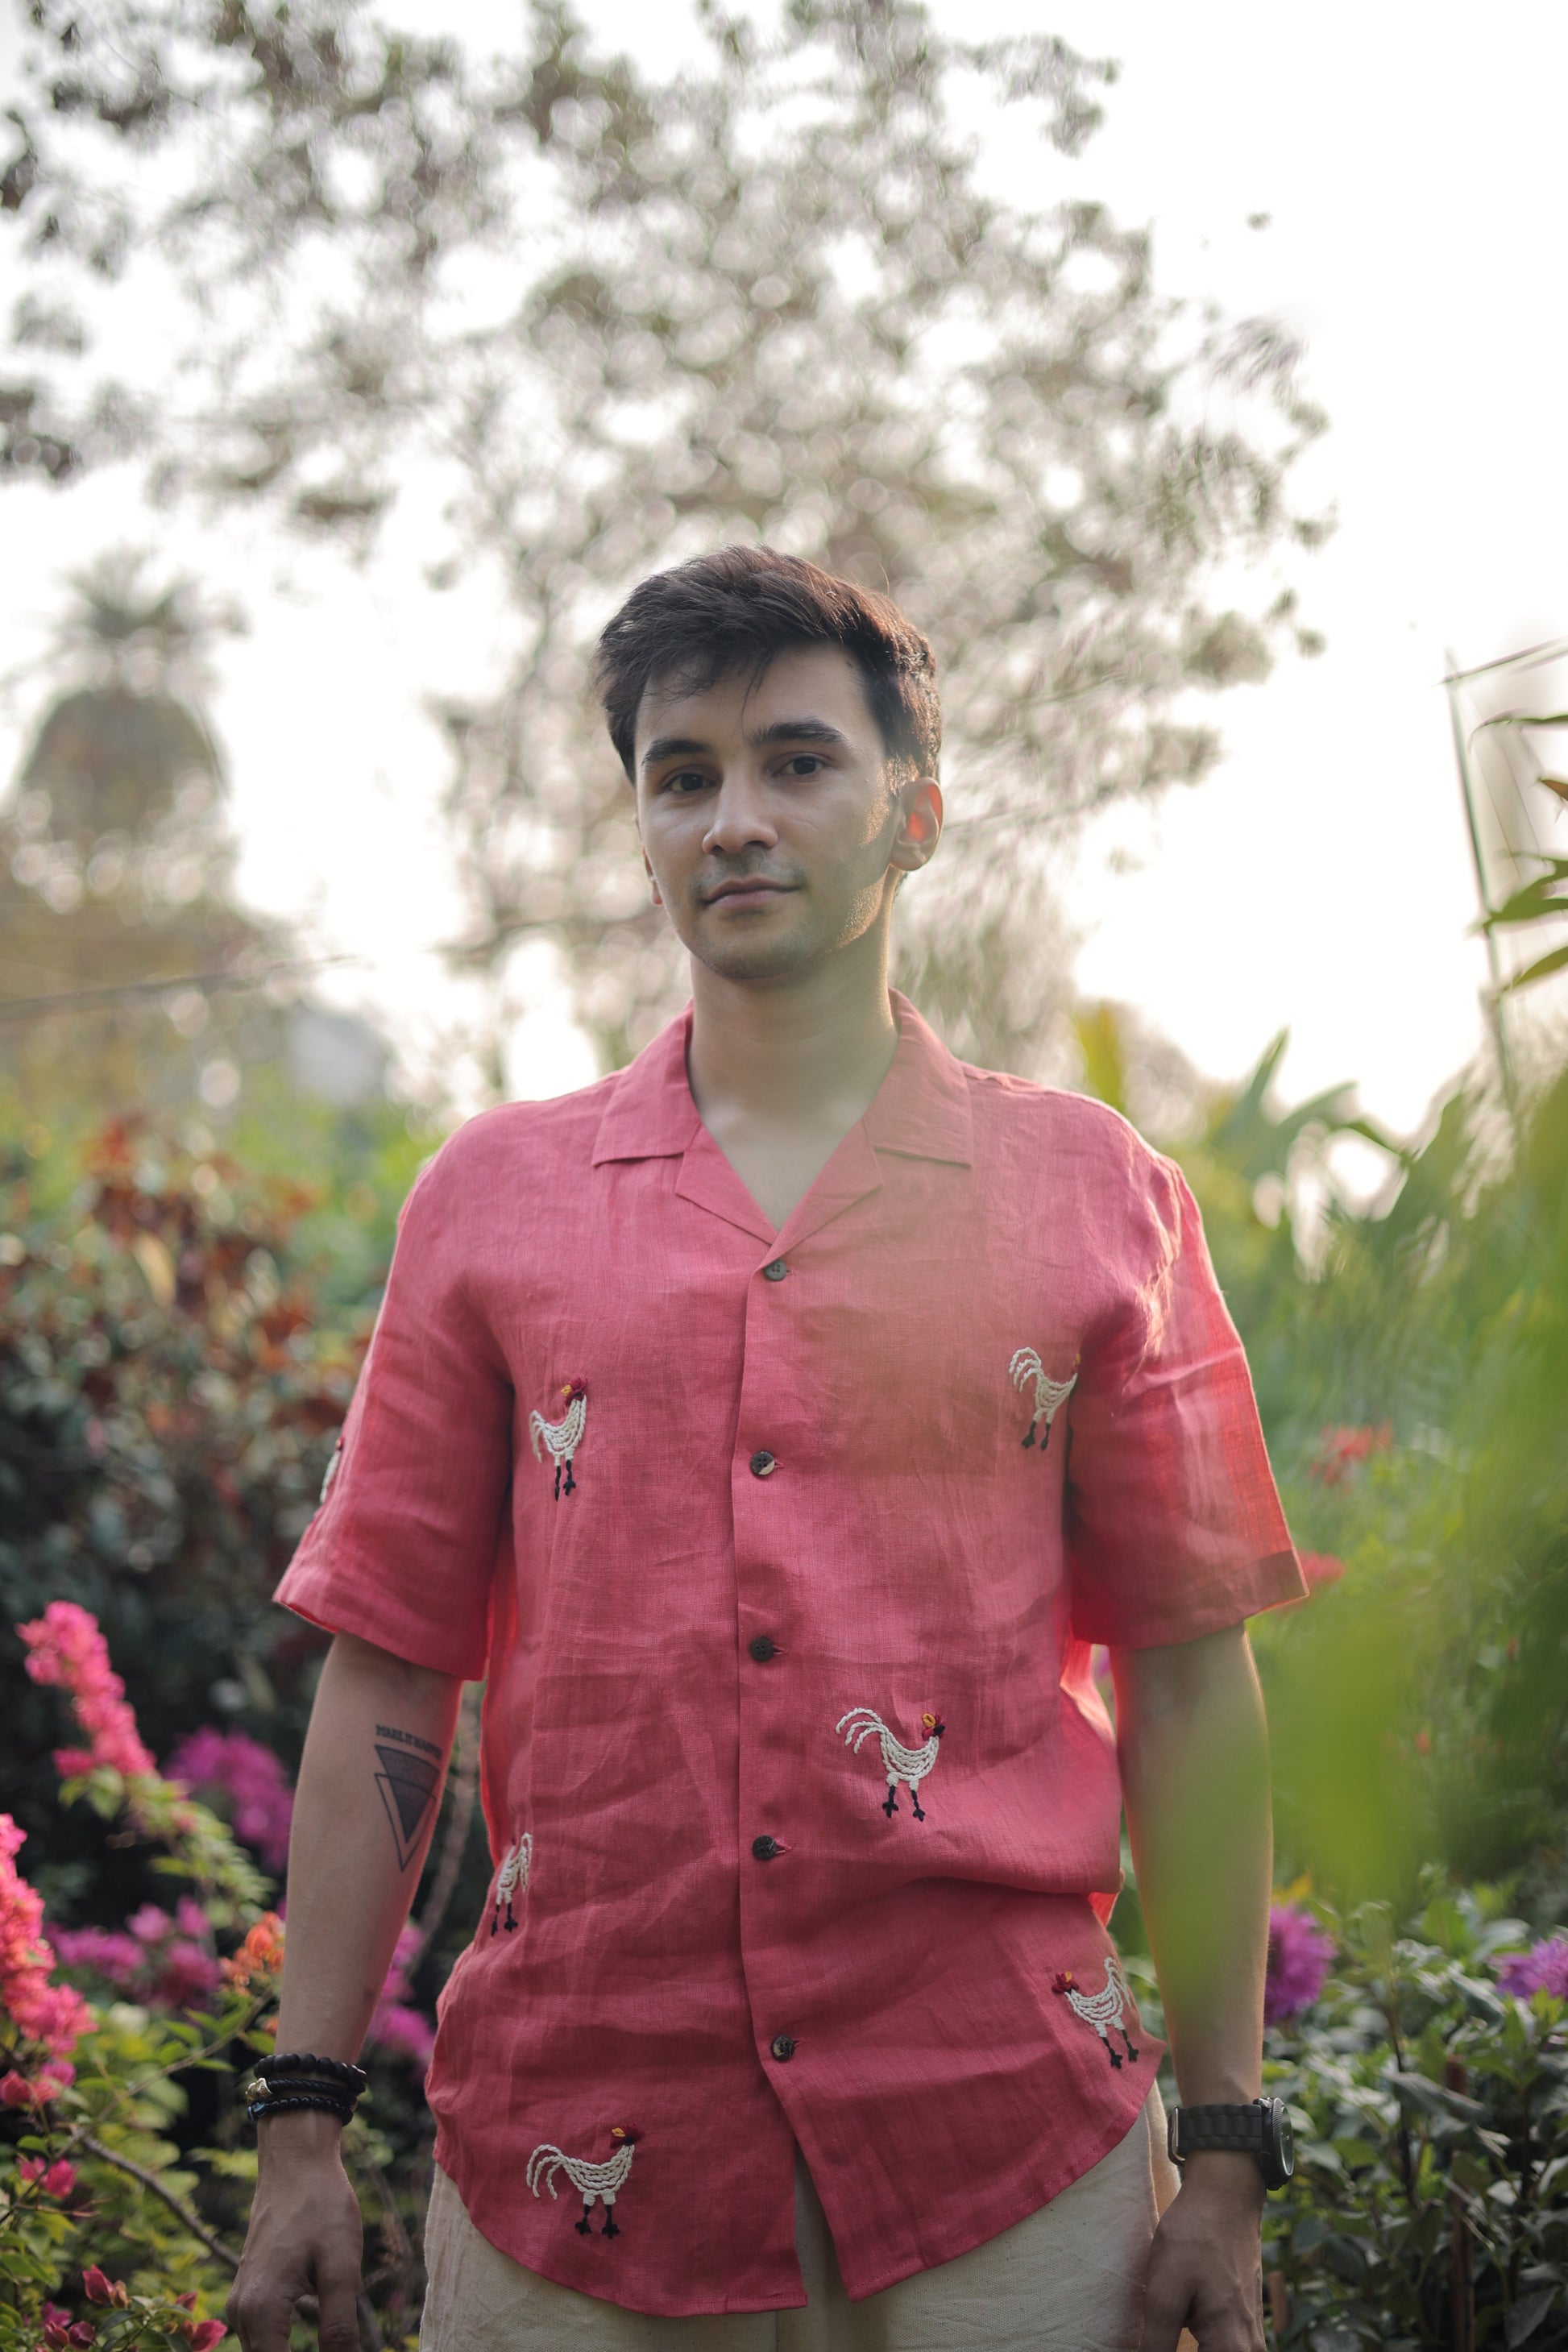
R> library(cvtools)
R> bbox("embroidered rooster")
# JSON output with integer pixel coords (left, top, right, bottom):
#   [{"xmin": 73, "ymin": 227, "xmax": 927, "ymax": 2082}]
[
  {"xmin": 1052, "ymin": 1958, "xmax": 1141, "ymax": 2068},
  {"xmin": 490, "ymin": 1833, "xmax": 531, "ymax": 1935},
  {"xmin": 530, "ymin": 1380, "xmax": 587, "ymax": 1498},
  {"xmin": 526, "ymin": 2126, "xmax": 642, "ymax": 2238},
  {"xmin": 837, "ymin": 1707, "xmax": 946, "ymax": 1821},
  {"xmin": 1010, "ymin": 1347, "xmax": 1077, "ymax": 1453}
]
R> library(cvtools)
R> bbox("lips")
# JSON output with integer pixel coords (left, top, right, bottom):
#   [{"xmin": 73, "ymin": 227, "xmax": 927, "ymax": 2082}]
[{"xmin": 703, "ymin": 877, "xmax": 793, "ymax": 905}]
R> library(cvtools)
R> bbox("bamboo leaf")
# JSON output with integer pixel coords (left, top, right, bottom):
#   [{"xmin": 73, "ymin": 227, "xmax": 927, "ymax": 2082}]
[{"xmin": 1501, "ymin": 942, "xmax": 1568, "ymax": 993}]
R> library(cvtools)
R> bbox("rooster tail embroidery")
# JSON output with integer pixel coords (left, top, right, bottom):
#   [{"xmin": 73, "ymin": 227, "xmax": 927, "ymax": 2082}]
[
  {"xmin": 490, "ymin": 1832, "xmax": 532, "ymax": 1935},
  {"xmin": 529, "ymin": 1380, "xmax": 587, "ymax": 1498},
  {"xmin": 836, "ymin": 1706, "xmax": 945, "ymax": 1822},
  {"xmin": 1052, "ymin": 1958, "xmax": 1141, "ymax": 2068},
  {"xmin": 1010, "ymin": 1348, "xmax": 1078, "ymax": 1453},
  {"xmin": 526, "ymin": 2127, "xmax": 642, "ymax": 2238}
]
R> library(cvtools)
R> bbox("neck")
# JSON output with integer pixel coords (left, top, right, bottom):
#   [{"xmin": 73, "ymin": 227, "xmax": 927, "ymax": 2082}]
[{"xmin": 685, "ymin": 926, "xmax": 898, "ymax": 1141}]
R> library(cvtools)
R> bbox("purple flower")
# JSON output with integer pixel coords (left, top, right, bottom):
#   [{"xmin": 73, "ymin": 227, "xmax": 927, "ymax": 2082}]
[
  {"xmin": 1265, "ymin": 1903, "xmax": 1335, "ymax": 2023},
  {"xmin": 50, "ymin": 1926, "xmax": 145, "ymax": 1989},
  {"xmin": 367, "ymin": 2000, "xmax": 435, "ymax": 2071},
  {"xmin": 167, "ymin": 1727, "xmax": 294, "ymax": 1871},
  {"xmin": 1497, "ymin": 1937, "xmax": 1568, "ymax": 2001}
]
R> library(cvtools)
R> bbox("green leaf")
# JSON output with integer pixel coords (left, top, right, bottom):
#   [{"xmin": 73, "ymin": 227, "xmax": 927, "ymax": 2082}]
[
  {"xmin": 1501, "ymin": 942, "xmax": 1568, "ymax": 993},
  {"xmin": 1506, "ymin": 2288, "xmax": 1558, "ymax": 2346}
]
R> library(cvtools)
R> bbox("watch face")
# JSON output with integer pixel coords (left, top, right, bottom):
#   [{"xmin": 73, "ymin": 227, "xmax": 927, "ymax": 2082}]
[{"xmin": 1275, "ymin": 2101, "xmax": 1295, "ymax": 2179}]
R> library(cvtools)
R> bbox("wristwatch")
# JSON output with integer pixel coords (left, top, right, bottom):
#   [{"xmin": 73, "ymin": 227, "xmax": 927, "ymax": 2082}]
[{"xmin": 1167, "ymin": 2098, "xmax": 1295, "ymax": 2190}]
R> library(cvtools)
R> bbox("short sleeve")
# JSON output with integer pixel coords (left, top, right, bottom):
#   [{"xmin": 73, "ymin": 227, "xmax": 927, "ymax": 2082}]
[
  {"xmin": 1064, "ymin": 1148, "xmax": 1304, "ymax": 1647},
  {"xmin": 275, "ymin": 1138, "xmax": 514, "ymax": 1680}
]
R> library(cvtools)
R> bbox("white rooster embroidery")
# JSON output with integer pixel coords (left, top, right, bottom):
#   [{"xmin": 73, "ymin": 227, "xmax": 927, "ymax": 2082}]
[
  {"xmin": 836, "ymin": 1706, "xmax": 946, "ymax": 1821},
  {"xmin": 490, "ymin": 1832, "xmax": 531, "ymax": 1935},
  {"xmin": 529, "ymin": 1380, "xmax": 587, "ymax": 1498},
  {"xmin": 526, "ymin": 2126, "xmax": 642, "ymax": 2238},
  {"xmin": 1052, "ymin": 1957, "xmax": 1142, "ymax": 2068},
  {"xmin": 1010, "ymin": 1347, "xmax": 1078, "ymax": 1454}
]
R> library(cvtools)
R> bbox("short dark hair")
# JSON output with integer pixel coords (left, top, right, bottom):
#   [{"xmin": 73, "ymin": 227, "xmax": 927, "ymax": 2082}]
[{"xmin": 593, "ymin": 545, "xmax": 941, "ymax": 782}]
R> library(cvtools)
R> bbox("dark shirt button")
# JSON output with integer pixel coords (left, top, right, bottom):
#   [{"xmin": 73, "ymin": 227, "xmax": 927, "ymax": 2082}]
[
  {"xmin": 749, "ymin": 1634, "xmax": 778, "ymax": 1663},
  {"xmin": 769, "ymin": 2034, "xmax": 797, "ymax": 2063},
  {"xmin": 751, "ymin": 1835, "xmax": 781, "ymax": 1862},
  {"xmin": 749, "ymin": 1450, "xmax": 777, "ymax": 1479},
  {"xmin": 763, "ymin": 1259, "xmax": 790, "ymax": 1282}
]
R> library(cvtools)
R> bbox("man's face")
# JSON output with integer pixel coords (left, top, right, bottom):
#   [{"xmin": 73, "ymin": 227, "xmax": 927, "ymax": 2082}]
[{"xmin": 633, "ymin": 645, "xmax": 940, "ymax": 986}]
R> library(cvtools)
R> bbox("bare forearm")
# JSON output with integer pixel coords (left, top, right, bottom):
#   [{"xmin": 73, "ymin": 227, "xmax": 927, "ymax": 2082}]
[
  {"xmin": 1112, "ymin": 1624, "xmax": 1271, "ymax": 2105},
  {"xmin": 276, "ymin": 1631, "xmax": 461, "ymax": 2064}
]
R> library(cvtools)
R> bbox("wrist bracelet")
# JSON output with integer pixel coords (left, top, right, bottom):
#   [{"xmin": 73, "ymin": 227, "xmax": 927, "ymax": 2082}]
[
  {"xmin": 247, "ymin": 2076, "xmax": 367, "ymax": 2110},
  {"xmin": 248, "ymin": 2091, "xmax": 355, "ymax": 2127},
  {"xmin": 263, "ymin": 2051, "xmax": 368, "ymax": 2095}
]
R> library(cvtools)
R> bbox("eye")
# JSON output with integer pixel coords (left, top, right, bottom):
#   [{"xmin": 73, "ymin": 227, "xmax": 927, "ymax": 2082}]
[
  {"xmin": 661, "ymin": 769, "xmax": 710, "ymax": 794},
  {"xmin": 782, "ymin": 754, "xmax": 826, "ymax": 777}
]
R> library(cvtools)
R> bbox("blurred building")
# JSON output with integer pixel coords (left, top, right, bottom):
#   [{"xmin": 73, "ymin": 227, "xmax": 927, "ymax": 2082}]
[{"xmin": 0, "ymin": 554, "xmax": 389, "ymax": 1131}]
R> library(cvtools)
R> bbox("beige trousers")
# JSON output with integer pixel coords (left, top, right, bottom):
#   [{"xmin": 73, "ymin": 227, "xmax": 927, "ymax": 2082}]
[{"xmin": 421, "ymin": 2089, "xmax": 1190, "ymax": 2352}]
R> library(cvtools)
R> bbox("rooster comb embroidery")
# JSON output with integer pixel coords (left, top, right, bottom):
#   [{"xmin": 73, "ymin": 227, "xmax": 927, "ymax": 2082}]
[{"xmin": 836, "ymin": 1705, "xmax": 946, "ymax": 1822}]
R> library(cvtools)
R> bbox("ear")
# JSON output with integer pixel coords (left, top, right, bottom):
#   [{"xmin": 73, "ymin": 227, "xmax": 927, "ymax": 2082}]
[
  {"xmin": 641, "ymin": 841, "xmax": 663, "ymax": 909},
  {"xmin": 888, "ymin": 778, "xmax": 943, "ymax": 875}
]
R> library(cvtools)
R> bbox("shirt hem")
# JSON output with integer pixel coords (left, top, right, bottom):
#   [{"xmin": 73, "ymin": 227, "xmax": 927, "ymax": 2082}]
[
  {"xmin": 1072, "ymin": 1545, "xmax": 1306, "ymax": 1651},
  {"xmin": 274, "ymin": 1560, "xmax": 489, "ymax": 1683}
]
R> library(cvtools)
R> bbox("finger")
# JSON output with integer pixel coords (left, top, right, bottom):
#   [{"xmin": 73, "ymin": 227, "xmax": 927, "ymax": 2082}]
[
  {"xmin": 1139, "ymin": 2267, "xmax": 1193, "ymax": 2352},
  {"xmin": 225, "ymin": 2279, "xmax": 297, "ymax": 2352},
  {"xmin": 314, "ymin": 2259, "xmax": 363, "ymax": 2352}
]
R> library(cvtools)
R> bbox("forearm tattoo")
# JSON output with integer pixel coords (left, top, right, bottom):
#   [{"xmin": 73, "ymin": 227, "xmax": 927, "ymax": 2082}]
[{"xmin": 372, "ymin": 1723, "xmax": 443, "ymax": 1871}]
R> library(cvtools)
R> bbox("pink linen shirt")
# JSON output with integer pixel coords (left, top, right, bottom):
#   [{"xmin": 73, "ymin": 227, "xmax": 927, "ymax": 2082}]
[{"xmin": 277, "ymin": 993, "xmax": 1303, "ymax": 2317}]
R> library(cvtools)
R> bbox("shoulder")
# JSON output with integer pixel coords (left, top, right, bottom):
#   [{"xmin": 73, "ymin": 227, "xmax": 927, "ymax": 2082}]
[
  {"xmin": 958, "ymin": 1064, "xmax": 1191, "ymax": 1258},
  {"xmin": 401, "ymin": 1070, "xmax": 623, "ymax": 1217},
  {"xmin": 960, "ymin": 1064, "xmax": 1172, "ymax": 1181}
]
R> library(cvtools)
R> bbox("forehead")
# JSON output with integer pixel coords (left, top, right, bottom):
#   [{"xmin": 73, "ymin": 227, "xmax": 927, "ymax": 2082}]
[{"xmin": 633, "ymin": 644, "xmax": 880, "ymax": 764}]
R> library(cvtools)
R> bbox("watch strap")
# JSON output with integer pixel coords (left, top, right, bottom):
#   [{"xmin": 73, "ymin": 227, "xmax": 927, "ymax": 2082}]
[{"xmin": 1168, "ymin": 2101, "xmax": 1268, "ymax": 2161}]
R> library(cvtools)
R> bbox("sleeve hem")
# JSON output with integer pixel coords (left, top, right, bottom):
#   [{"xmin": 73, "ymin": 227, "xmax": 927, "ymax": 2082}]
[
  {"xmin": 276, "ymin": 1562, "xmax": 490, "ymax": 1684},
  {"xmin": 1072, "ymin": 1547, "xmax": 1307, "ymax": 1650}
]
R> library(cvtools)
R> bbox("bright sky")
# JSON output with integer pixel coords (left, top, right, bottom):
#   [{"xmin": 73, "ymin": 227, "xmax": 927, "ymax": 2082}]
[{"xmin": 1, "ymin": 0, "xmax": 1564, "ymax": 1139}]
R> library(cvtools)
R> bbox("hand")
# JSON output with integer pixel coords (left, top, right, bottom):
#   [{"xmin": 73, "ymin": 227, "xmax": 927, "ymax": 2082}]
[
  {"xmin": 1140, "ymin": 2154, "xmax": 1264, "ymax": 2351},
  {"xmin": 226, "ymin": 2115, "xmax": 364, "ymax": 2352}
]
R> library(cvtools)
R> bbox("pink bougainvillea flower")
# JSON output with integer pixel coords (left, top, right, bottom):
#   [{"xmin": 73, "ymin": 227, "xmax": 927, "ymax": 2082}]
[
  {"xmin": 0, "ymin": 1815, "xmax": 93, "ymax": 2061},
  {"xmin": 1300, "ymin": 1552, "xmax": 1346, "ymax": 1591},
  {"xmin": 127, "ymin": 1903, "xmax": 172, "ymax": 1945},
  {"xmin": 82, "ymin": 2266, "xmax": 128, "ymax": 2306},
  {"xmin": 1497, "ymin": 1937, "xmax": 1568, "ymax": 2001},
  {"xmin": 157, "ymin": 1939, "xmax": 222, "ymax": 2010},
  {"xmin": 18, "ymin": 1603, "xmax": 157, "ymax": 1781},
  {"xmin": 19, "ymin": 2155, "xmax": 79, "ymax": 2196},
  {"xmin": 1308, "ymin": 1423, "xmax": 1393, "ymax": 1489},
  {"xmin": 50, "ymin": 1926, "xmax": 145, "ymax": 1989},
  {"xmin": 186, "ymin": 2321, "xmax": 227, "ymax": 2350},
  {"xmin": 1264, "ymin": 1903, "xmax": 1335, "ymax": 2023},
  {"xmin": 167, "ymin": 1728, "xmax": 294, "ymax": 1873}
]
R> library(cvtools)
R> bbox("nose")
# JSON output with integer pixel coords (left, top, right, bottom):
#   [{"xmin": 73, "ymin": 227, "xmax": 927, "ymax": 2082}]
[{"xmin": 702, "ymin": 768, "xmax": 779, "ymax": 859}]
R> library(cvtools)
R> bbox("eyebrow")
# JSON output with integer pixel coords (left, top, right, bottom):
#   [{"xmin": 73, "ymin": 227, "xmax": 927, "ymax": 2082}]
[{"xmin": 639, "ymin": 717, "xmax": 853, "ymax": 773}]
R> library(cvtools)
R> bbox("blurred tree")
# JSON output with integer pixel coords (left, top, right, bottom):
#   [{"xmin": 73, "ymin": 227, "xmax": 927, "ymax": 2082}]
[{"xmin": 0, "ymin": 0, "xmax": 1327, "ymax": 1075}]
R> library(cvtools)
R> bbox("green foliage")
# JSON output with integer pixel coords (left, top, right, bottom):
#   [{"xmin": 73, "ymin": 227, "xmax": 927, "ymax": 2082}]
[
  {"xmin": 1263, "ymin": 1893, "xmax": 1568, "ymax": 2348},
  {"xmin": 0, "ymin": 1110, "xmax": 426, "ymax": 1865}
]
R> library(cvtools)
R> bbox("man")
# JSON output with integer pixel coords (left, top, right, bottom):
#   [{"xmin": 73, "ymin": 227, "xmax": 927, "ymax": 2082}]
[{"xmin": 230, "ymin": 545, "xmax": 1304, "ymax": 2352}]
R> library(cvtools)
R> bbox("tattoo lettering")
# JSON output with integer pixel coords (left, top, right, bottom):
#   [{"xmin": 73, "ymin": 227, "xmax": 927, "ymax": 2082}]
[
  {"xmin": 372, "ymin": 1727, "xmax": 442, "ymax": 1870},
  {"xmin": 375, "ymin": 1724, "xmax": 442, "ymax": 1758}
]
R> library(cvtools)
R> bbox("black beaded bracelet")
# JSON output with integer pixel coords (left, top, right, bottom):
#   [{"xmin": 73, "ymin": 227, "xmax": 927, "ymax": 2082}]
[
  {"xmin": 248, "ymin": 2076, "xmax": 366, "ymax": 2109},
  {"xmin": 264, "ymin": 2051, "xmax": 368, "ymax": 2095},
  {"xmin": 248, "ymin": 2091, "xmax": 355, "ymax": 2127}
]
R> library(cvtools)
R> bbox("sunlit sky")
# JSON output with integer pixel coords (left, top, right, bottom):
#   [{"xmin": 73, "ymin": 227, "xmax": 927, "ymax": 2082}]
[{"xmin": 2, "ymin": 0, "xmax": 1565, "ymax": 1141}]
